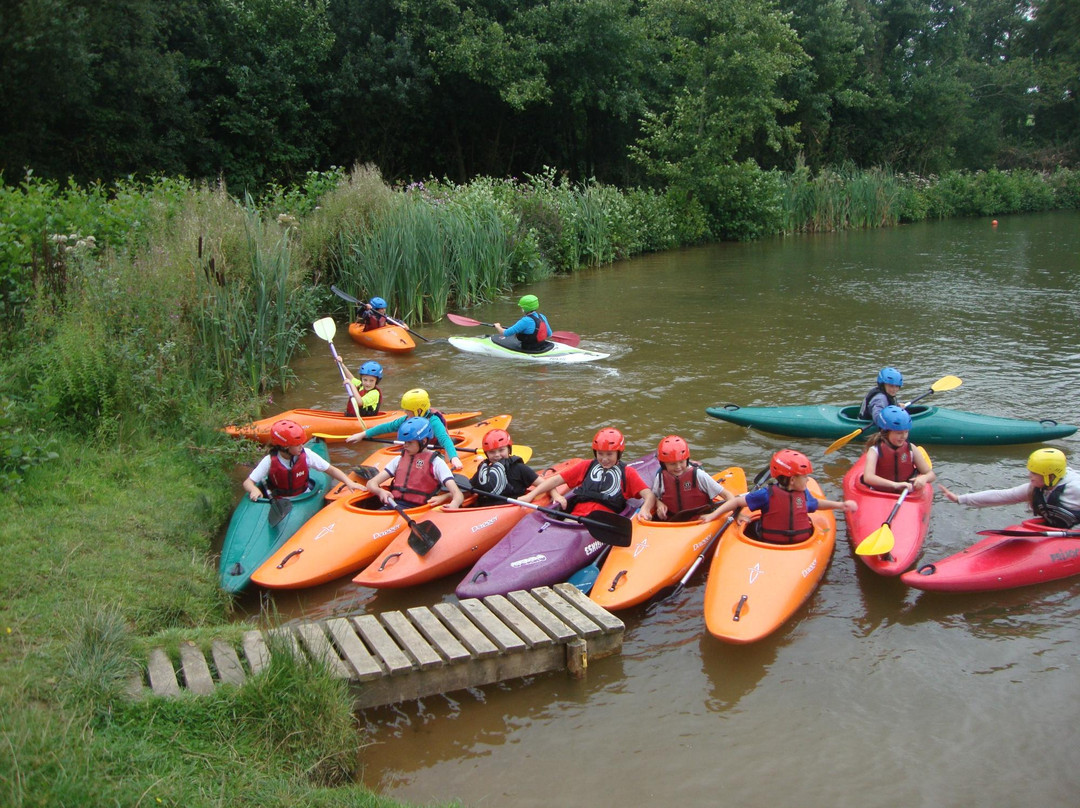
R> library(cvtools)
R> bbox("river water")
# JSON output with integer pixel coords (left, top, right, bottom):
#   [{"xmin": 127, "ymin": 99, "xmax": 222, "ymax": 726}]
[{"xmin": 242, "ymin": 211, "xmax": 1080, "ymax": 807}]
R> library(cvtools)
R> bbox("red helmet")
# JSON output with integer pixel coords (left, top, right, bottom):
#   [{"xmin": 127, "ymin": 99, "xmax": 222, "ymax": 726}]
[
  {"xmin": 592, "ymin": 427, "xmax": 625, "ymax": 453},
  {"xmin": 270, "ymin": 419, "xmax": 307, "ymax": 447},
  {"xmin": 482, "ymin": 429, "xmax": 512, "ymax": 453},
  {"xmin": 657, "ymin": 435, "xmax": 690, "ymax": 464},
  {"xmin": 770, "ymin": 449, "xmax": 812, "ymax": 478}
]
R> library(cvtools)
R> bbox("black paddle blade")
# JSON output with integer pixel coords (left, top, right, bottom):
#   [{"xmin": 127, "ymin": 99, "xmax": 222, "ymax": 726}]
[
  {"xmin": 407, "ymin": 521, "xmax": 442, "ymax": 555},
  {"xmin": 352, "ymin": 465, "xmax": 380, "ymax": 480},
  {"xmin": 582, "ymin": 510, "xmax": 633, "ymax": 547},
  {"xmin": 268, "ymin": 497, "xmax": 292, "ymax": 527}
]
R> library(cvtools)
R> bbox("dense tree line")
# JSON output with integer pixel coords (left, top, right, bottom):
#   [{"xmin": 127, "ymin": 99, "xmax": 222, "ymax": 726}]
[{"xmin": 2, "ymin": 0, "xmax": 1077, "ymax": 193}]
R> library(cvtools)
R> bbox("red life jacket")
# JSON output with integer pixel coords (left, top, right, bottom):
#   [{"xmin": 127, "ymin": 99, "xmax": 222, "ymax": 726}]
[
  {"xmin": 391, "ymin": 449, "xmax": 443, "ymax": 506},
  {"xmin": 345, "ymin": 386, "xmax": 381, "ymax": 417},
  {"xmin": 872, "ymin": 440, "xmax": 917, "ymax": 483},
  {"xmin": 658, "ymin": 465, "xmax": 712, "ymax": 515},
  {"xmin": 759, "ymin": 484, "xmax": 814, "ymax": 545},
  {"xmin": 267, "ymin": 449, "xmax": 310, "ymax": 497},
  {"xmin": 361, "ymin": 310, "xmax": 388, "ymax": 331}
]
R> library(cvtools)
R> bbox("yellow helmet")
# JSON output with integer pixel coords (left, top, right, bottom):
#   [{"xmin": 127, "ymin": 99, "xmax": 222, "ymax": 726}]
[
  {"xmin": 400, "ymin": 388, "xmax": 430, "ymax": 417},
  {"xmin": 1027, "ymin": 447, "xmax": 1067, "ymax": 487}
]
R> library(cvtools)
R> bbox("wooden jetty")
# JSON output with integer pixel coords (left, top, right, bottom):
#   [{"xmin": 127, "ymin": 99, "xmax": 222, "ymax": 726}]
[{"xmin": 137, "ymin": 584, "xmax": 624, "ymax": 710}]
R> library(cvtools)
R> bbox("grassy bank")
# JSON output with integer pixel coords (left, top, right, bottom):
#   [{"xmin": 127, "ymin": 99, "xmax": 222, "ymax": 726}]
[{"xmin": 1, "ymin": 161, "xmax": 1078, "ymax": 804}]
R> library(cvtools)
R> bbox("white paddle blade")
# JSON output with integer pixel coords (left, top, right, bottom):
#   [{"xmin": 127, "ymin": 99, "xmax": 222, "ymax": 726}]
[{"xmin": 313, "ymin": 317, "xmax": 337, "ymax": 341}]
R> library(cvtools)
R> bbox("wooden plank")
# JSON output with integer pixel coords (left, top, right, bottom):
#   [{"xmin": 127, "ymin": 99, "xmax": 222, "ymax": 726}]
[
  {"xmin": 295, "ymin": 623, "xmax": 351, "ymax": 678},
  {"xmin": 325, "ymin": 617, "xmax": 383, "ymax": 681},
  {"xmin": 242, "ymin": 630, "xmax": 270, "ymax": 674},
  {"xmin": 457, "ymin": 598, "xmax": 527, "ymax": 653},
  {"xmin": 432, "ymin": 602, "xmax": 498, "ymax": 658},
  {"xmin": 351, "ymin": 614, "xmax": 413, "ymax": 674},
  {"xmin": 267, "ymin": 626, "xmax": 305, "ymax": 661},
  {"xmin": 211, "ymin": 640, "xmax": 246, "ymax": 686},
  {"xmin": 530, "ymin": 586, "xmax": 604, "ymax": 637},
  {"xmin": 506, "ymin": 590, "xmax": 575, "ymax": 642},
  {"xmin": 407, "ymin": 607, "xmax": 470, "ymax": 663},
  {"xmin": 146, "ymin": 648, "xmax": 180, "ymax": 697},
  {"xmin": 380, "ymin": 611, "xmax": 443, "ymax": 670},
  {"xmin": 178, "ymin": 641, "xmax": 215, "ymax": 695},
  {"xmin": 484, "ymin": 594, "xmax": 555, "ymax": 647},
  {"xmin": 554, "ymin": 583, "xmax": 626, "ymax": 633}
]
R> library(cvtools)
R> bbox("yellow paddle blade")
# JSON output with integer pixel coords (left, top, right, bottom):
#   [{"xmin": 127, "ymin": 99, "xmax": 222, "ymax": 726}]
[
  {"xmin": 931, "ymin": 375, "xmax": 962, "ymax": 393},
  {"xmin": 514, "ymin": 445, "xmax": 534, "ymax": 464},
  {"xmin": 855, "ymin": 524, "xmax": 895, "ymax": 556},
  {"xmin": 916, "ymin": 445, "xmax": 932, "ymax": 469},
  {"xmin": 311, "ymin": 432, "xmax": 348, "ymax": 442},
  {"xmin": 825, "ymin": 427, "xmax": 865, "ymax": 455},
  {"xmin": 313, "ymin": 317, "xmax": 337, "ymax": 341}
]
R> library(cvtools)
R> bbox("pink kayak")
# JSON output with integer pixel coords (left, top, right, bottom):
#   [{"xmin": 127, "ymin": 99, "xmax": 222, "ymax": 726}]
[{"xmin": 842, "ymin": 454, "xmax": 933, "ymax": 575}]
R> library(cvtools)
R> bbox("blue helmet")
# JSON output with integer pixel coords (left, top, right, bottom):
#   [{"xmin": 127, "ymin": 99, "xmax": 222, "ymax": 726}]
[
  {"xmin": 877, "ymin": 367, "xmax": 903, "ymax": 387},
  {"xmin": 875, "ymin": 405, "xmax": 912, "ymax": 432},
  {"xmin": 398, "ymin": 416, "xmax": 433, "ymax": 443},
  {"xmin": 369, "ymin": 297, "xmax": 388, "ymax": 310},
  {"xmin": 358, "ymin": 360, "xmax": 383, "ymax": 379}
]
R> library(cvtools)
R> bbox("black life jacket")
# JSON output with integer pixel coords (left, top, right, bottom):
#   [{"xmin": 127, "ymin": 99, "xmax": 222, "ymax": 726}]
[
  {"xmin": 1031, "ymin": 484, "xmax": 1080, "ymax": 528},
  {"xmin": 517, "ymin": 312, "xmax": 552, "ymax": 350},
  {"xmin": 859, "ymin": 385, "xmax": 898, "ymax": 420},
  {"xmin": 474, "ymin": 456, "xmax": 528, "ymax": 500},
  {"xmin": 565, "ymin": 460, "xmax": 628, "ymax": 514}
]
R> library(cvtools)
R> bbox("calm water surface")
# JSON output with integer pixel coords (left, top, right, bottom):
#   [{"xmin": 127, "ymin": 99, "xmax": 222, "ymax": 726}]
[{"xmin": 239, "ymin": 212, "xmax": 1080, "ymax": 807}]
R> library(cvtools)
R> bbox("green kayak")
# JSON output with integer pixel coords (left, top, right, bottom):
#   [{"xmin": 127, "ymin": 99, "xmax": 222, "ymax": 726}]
[
  {"xmin": 219, "ymin": 439, "xmax": 333, "ymax": 594},
  {"xmin": 705, "ymin": 403, "xmax": 1077, "ymax": 446}
]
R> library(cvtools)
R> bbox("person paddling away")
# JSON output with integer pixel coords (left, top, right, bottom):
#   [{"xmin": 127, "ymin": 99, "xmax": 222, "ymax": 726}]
[
  {"xmin": 357, "ymin": 296, "xmax": 390, "ymax": 331},
  {"xmin": 859, "ymin": 367, "xmax": 903, "ymax": 423},
  {"xmin": 242, "ymin": 419, "xmax": 362, "ymax": 501},
  {"xmin": 519, "ymin": 427, "xmax": 657, "ymax": 517},
  {"xmin": 861, "ymin": 405, "xmax": 936, "ymax": 493},
  {"xmin": 364, "ymin": 417, "xmax": 464, "ymax": 510},
  {"xmin": 639, "ymin": 435, "xmax": 734, "ymax": 521},
  {"xmin": 469, "ymin": 429, "xmax": 539, "ymax": 504},
  {"xmin": 939, "ymin": 447, "xmax": 1080, "ymax": 528},
  {"xmin": 339, "ymin": 360, "xmax": 383, "ymax": 418},
  {"xmin": 346, "ymin": 388, "xmax": 464, "ymax": 471},
  {"xmin": 494, "ymin": 294, "xmax": 552, "ymax": 353},
  {"xmin": 707, "ymin": 449, "xmax": 856, "ymax": 542}
]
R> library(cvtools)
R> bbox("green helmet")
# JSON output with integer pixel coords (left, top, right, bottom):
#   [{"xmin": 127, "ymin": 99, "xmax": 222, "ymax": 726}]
[{"xmin": 518, "ymin": 294, "xmax": 539, "ymax": 312}]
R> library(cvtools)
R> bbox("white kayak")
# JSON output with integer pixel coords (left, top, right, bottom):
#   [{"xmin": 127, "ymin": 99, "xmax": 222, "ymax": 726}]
[{"xmin": 448, "ymin": 335, "xmax": 609, "ymax": 364}]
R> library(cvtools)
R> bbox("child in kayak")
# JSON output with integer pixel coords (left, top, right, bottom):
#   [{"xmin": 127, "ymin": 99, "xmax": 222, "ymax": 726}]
[
  {"xmin": 860, "ymin": 405, "xmax": 936, "ymax": 493},
  {"xmin": 519, "ymin": 427, "xmax": 656, "ymax": 516},
  {"xmin": 859, "ymin": 367, "xmax": 903, "ymax": 422},
  {"xmin": 638, "ymin": 434, "xmax": 735, "ymax": 521},
  {"xmin": 346, "ymin": 388, "xmax": 464, "ymax": 470},
  {"xmin": 364, "ymin": 417, "xmax": 464, "ymax": 509},
  {"xmin": 707, "ymin": 449, "xmax": 856, "ymax": 543},
  {"xmin": 357, "ymin": 296, "xmax": 390, "ymax": 331},
  {"xmin": 939, "ymin": 447, "xmax": 1080, "ymax": 528},
  {"xmin": 242, "ymin": 419, "xmax": 362, "ymax": 501},
  {"xmin": 494, "ymin": 294, "xmax": 553, "ymax": 353},
  {"xmin": 468, "ymin": 428, "xmax": 539, "ymax": 504},
  {"xmin": 339, "ymin": 359, "xmax": 383, "ymax": 418}
]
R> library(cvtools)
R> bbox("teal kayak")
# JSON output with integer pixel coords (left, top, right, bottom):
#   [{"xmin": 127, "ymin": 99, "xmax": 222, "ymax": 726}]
[
  {"xmin": 219, "ymin": 439, "xmax": 333, "ymax": 594},
  {"xmin": 448, "ymin": 335, "xmax": 609, "ymax": 363},
  {"xmin": 705, "ymin": 403, "xmax": 1076, "ymax": 446}
]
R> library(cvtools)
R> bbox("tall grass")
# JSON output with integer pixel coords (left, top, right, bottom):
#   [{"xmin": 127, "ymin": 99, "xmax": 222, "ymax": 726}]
[{"xmin": 781, "ymin": 162, "xmax": 903, "ymax": 233}]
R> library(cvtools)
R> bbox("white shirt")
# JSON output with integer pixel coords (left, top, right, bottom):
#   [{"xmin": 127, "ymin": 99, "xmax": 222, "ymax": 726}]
[{"xmin": 247, "ymin": 447, "xmax": 331, "ymax": 484}]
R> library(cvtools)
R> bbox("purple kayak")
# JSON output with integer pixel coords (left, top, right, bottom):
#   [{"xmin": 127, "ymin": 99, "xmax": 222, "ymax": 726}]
[{"xmin": 455, "ymin": 453, "xmax": 659, "ymax": 599}]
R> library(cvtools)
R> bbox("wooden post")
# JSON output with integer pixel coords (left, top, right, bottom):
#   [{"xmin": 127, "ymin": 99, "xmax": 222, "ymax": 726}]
[{"xmin": 566, "ymin": 637, "xmax": 588, "ymax": 679}]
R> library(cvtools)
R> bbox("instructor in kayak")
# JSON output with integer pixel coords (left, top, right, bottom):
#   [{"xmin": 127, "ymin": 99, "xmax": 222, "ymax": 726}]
[
  {"xmin": 494, "ymin": 294, "xmax": 553, "ymax": 353},
  {"xmin": 939, "ymin": 447, "xmax": 1080, "ymax": 528},
  {"xmin": 520, "ymin": 427, "xmax": 656, "ymax": 517}
]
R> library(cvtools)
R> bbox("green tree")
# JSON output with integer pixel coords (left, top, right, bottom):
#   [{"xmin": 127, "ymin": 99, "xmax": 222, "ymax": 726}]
[{"xmin": 1021, "ymin": 0, "xmax": 1080, "ymax": 164}]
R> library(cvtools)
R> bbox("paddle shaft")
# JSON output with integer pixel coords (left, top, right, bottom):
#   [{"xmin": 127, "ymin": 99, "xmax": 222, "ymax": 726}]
[
  {"xmin": 364, "ymin": 436, "xmax": 480, "ymax": 454},
  {"xmin": 314, "ymin": 317, "xmax": 368, "ymax": 430},
  {"xmin": 446, "ymin": 312, "xmax": 580, "ymax": 347},
  {"xmin": 386, "ymin": 496, "xmax": 441, "ymax": 543},
  {"xmin": 330, "ymin": 285, "xmax": 430, "ymax": 341},
  {"xmin": 977, "ymin": 528, "xmax": 1080, "ymax": 538},
  {"xmin": 880, "ymin": 487, "xmax": 910, "ymax": 527},
  {"xmin": 854, "ymin": 487, "xmax": 909, "ymax": 555}
]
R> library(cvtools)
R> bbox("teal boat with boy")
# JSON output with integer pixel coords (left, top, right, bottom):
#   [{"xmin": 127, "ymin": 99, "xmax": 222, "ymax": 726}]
[{"xmin": 705, "ymin": 403, "xmax": 1076, "ymax": 446}]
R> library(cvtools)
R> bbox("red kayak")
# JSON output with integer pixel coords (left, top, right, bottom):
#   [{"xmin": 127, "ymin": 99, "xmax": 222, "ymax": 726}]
[
  {"xmin": 842, "ymin": 454, "xmax": 933, "ymax": 576},
  {"xmin": 901, "ymin": 522, "xmax": 1080, "ymax": 592}
]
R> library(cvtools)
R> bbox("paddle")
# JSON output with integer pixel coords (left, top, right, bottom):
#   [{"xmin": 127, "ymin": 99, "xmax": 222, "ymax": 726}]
[
  {"xmin": 567, "ymin": 544, "xmax": 612, "ymax": 594},
  {"xmin": 445, "ymin": 312, "xmax": 581, "ymax": 348},
  {"xmin": 824, "ymin": 375, "xmax": 964, "ymax": 455},
  {"xmin": 383, "ymin": 496, "xmax": 443, "ymax": 556},
  {"xmin": 330, "ymin": 285, "xmax": 432, "ymax": 342},
  {"xmin": 976, "ymin": 528, "xmax": 1080, "ymax": 538},
  {"xmin": 452, "ymin": 475, "xmax": 632, "ymax": 546},
  {"xmin": 257, "ymin": 482, "xmax": 292, "ymax": 527},
  {"xmin": 650, "ymin": 467, "xmax": 772, "ymax": 605},
  {"xmin": 360, "ymin": 437, "xmax": 482, "ymax": 454},
  {"xmin": 313, "ymin": 317, "xmax": 368, "ymax": 430},
  {"xmin": 855, "ymin": 488, "xmax": 909, "ymax": 556}
]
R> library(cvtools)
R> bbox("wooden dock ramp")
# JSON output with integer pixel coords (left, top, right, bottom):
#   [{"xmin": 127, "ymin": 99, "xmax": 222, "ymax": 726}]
[{"xmin": 138, "ymin": 584, "xmax": 624, "ymax": 710}]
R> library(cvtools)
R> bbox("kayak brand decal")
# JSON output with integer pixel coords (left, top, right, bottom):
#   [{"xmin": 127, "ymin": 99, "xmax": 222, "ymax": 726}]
[
  {"xmin": 584, "ymin": 540, "xmax": 603, "ymax": 555},
  {"xmin": 633, "ymin": 538, "xmax": 649, "ymax": 557},
  {"xmin": 511, "ymin": 554, "xmax": 547, "ymax": 568},
  {"xmin": 314, "ymin": 524, "xmax": 335, "ymax": 541},
  {"xmin": 692, "ymin": 537, "xmax": 711, "ymax": 552},
  {"xmin": 801, "ymin": 559, "xmax": 818, "ymax": 578},
  {"xmin": 470, "ymin": 517, "xmax": 498, "ymax": 533},
  {"xmin": 373, "ymin": 526, "xmax": 400, "ymax": 540},
  {"xmin": 1049, "ymin": 547, "xmax": 1079, "ymax": 562},
  {"xmin": 747, "ymin": 562, "xmax": 764, "ymax": 584}
]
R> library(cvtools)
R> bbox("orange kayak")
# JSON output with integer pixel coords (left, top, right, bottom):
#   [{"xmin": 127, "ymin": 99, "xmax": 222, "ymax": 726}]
[
  {"xmin": 703, "ymin": 477, "xmax": 836, "ymax": 644},
  {"xmin": 590, "ymin": 467, "xmax": 747, "ymax": 611},
  {"xmin": 224, "ymin": 409, "xmax": 482, "ymax": 443},
  {"xmin": 353, "ymin": 460, "xmax": 573, "ymax": 589},
  {"xmin": 348, "ymin": 322, "xmax": 415, "ymax": 353}
]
